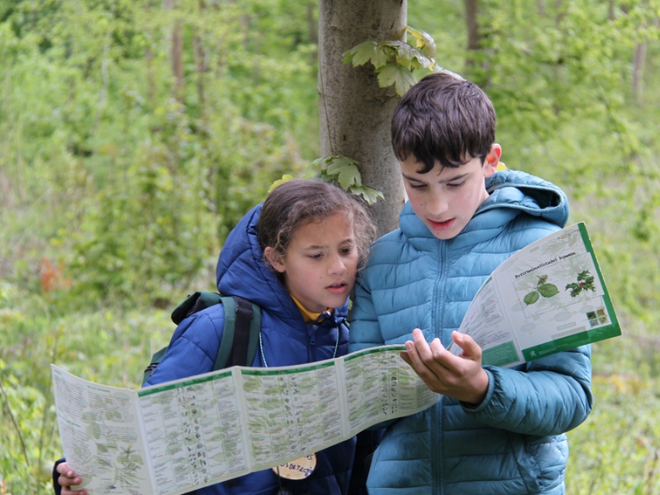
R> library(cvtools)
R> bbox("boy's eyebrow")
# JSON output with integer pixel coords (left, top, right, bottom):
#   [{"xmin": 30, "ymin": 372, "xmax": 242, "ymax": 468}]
[{"xmin": 402, "ymin": 171, "xmax": 470, "ymax": 183}]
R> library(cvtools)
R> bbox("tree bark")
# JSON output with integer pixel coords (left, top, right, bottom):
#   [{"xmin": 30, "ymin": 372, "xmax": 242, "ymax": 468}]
[
  {"xmin": 464, "ymin": 0, "xmax": 489, "ymax": 87},
  {"xmin": 193, "ymin": 1, "xmax": 208, "ymax": 113},
  {"xmin": 632, "ymin": 43, "xmax": 646, "ymax": 106},
  {"xmin": 172, "ymin": 20, "xmax": 184, "ymax": 103},
  {"xmin": 163, "ymin": 0, "xmax": 184, "ymax": 103},
  {"xmin": 465, "ymin": 0, "xmax": 481, "ymax": 54},
  {"xmin": 318, "ymin": 0, "xmax": 407, "ymax": 237}
]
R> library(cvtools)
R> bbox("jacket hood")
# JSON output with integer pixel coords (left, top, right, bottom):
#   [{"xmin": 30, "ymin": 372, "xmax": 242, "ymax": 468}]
[
  {"xmin": 399, "ymin": 169, "xmax": 569, "ymax": 250},
  {"xmin": 216, "ymin": 204, "xmax": 349, "ymax": 322},
  {"xmin": 481, "ymin": 169, "xmax": 569, "ymax": 226}
]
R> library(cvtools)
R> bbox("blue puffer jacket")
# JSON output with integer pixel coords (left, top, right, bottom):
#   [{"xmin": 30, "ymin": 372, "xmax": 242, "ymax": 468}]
[
  {"xmin": 145, "ymin": 204, "xmax": 357, "ymax": 495},
  {"xmin": 349, "ymin": 170, "xmax": 593, "ymax": 495}
]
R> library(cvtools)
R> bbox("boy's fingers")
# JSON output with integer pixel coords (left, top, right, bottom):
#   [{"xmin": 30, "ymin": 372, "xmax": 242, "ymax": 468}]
[
  {"xmin": 452, "ymin": 331, "xmax": 482, "ymax": 362},
  {"xmin": 411, "ymin": 328, "xmax": 436, "ymax": 363},
  {"xmin": 404, "ymin": 334, "xmax": 433, "ymax": 377},
  {"xmin": 406, "ymin": 330, "xmax": 452, "ymax": 383},
  {"xmin": 429, "ymin": 336, "xmax": 447, "ymax": 358}
]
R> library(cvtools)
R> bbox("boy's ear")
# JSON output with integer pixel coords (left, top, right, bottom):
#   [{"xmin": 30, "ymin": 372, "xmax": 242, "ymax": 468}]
[
  {"xmin": 484, "ymin": 144, "xmax": 502, "ymax": 177},
  {"xmin": 264, "ymin": 246, "xmax": 286, "ymax": 273}
]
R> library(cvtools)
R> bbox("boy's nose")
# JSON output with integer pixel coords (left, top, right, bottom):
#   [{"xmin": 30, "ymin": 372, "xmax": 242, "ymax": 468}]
[{"xmin": 426, "ymin": 195, "xmax": 449, "ymax": 215}]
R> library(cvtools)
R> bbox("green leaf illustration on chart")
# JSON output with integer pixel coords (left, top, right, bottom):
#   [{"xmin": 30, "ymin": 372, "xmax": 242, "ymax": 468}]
[
  {"xmin": 524, "ymin": 274, "xmax": 559, "ymax": 304},
  {"xmin": 524, "ymin": 291, "xmax": 540, "ymax": 305},
  {"xmin": 538, "ymin": 283, "xmax": 559, "ymax": 298},
  {"xmin": 566, "ymin": 269, "xmax": 596, "ymax": 297}
]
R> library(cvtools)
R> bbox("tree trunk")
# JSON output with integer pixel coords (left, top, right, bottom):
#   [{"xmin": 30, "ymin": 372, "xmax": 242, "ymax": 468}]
[
  {"xmin": 537, "ymin": 0, "xmax": 546, "ymax": 18},
  {"xmin": 307, "ymin": 3, "xmax": 318, "ymax": 45},
  {"xmin": 465, "ymin": 0, "xmax": 481, "ymax": 54},
  {"xmin": 193, "ymin": 1, "xmax": 208, "ymax": 113},
  {"xmin": 318, "ymin": 0, "xmax": 406, "ymax": 237},
  {"xmin": 307, "ymin": 3, "xmax": 319, "ymax": 65},
  {"xmin": 464, "ymin": 0, "xmax": 489, "ymax": 87},
  {"xmin": 172, "ymin": 20, "xmax": 184, "ymax": 103},
  {"xmin": 632, "ymin": 43, "xmax": 646, "ymax": 106},
  {"xmin": 163, "ymin": 0, "xmax": 184, "ymax": 103}
]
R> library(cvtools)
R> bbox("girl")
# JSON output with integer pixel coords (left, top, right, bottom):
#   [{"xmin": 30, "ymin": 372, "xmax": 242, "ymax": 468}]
[{"xmin": 54, "ymin": 179, "xmax": 377, "ymax": 495}]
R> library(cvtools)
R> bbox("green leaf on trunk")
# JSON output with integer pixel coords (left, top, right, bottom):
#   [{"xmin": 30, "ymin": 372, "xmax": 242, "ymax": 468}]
[
  {"xmin": 350, "ymin": 185, "xmax": 385, "ymax": 205},
  {"xmin": 382, "ymin": 41, "xmax": 416, "ymax": 69},
  {"xmin": 407, "ymin": 26, "xmax": 437, "ymax": 58},
  {"xmin": 377, "ymin": 63, "xmax": 418, "ymax": 95},
  {"xmin": 342, "ymin": 41, "xmax": 378, "ymax": 67},
  {"xmin": 337, "ymin": 164, "xmax": 361, "ymax": 190}
]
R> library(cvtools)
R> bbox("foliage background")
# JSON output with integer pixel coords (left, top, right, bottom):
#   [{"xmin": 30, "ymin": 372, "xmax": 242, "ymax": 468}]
[{"xmin": 1, "ymin": 0, "xmax": 659, "ymax": 493}]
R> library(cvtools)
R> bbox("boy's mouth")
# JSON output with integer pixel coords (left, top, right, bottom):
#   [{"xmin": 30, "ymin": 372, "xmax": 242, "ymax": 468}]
[
  {"xmin": 327, "ymin": 281, "xmax": 348, "ymax": 294},
  {"xmin": 428, "ymin": 218, "xmax": 455, "ymax": 231}
]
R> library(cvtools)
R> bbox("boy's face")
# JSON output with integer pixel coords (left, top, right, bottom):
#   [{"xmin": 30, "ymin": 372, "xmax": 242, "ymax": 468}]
[{"xmin": 400, "ymin": 145, "xmax": 501, "ymax": 240}]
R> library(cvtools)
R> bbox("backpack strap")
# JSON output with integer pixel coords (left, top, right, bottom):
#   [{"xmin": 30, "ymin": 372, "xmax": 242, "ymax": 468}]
[
  {"xmin": 213, "ymin": 296, "xmax": 261, "ymax": 370},
  {"xmin": 171, "ymin": 291, "xmax": 223, "ymax": 325}
]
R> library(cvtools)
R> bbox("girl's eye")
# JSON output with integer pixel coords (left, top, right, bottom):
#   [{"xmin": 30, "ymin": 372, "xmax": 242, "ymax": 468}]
[
  {"xmin": 309, "ymin": 253, "xmax": 323, "ymax": 260},
  {"xmin": 340, "ymin": 247, "xmax": 354, "ymax": 255}
]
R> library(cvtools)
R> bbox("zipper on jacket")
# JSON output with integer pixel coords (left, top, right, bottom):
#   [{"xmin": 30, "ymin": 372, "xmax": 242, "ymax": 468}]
[
  {"xmin": 432, "ymin": 241, "xmax": 447, "ymax": 495},
  {"xmin": 309, "ymin": 331, "xmax": 316, "ymax": 362}
]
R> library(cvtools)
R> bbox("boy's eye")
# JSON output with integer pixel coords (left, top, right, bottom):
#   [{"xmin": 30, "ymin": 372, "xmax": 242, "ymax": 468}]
[
  {"xmin": 308, "ymin": 253, "xmax": 323, "ymax": 260},
  {"xmin": 447, "ymin": 181, "xmax": 465, "ymax": 188},
  {"xmin": 408, "ymin": 182, "xmax": 426, "ymax": 190}
]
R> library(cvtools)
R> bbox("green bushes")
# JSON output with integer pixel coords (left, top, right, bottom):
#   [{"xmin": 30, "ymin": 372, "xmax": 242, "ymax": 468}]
[
  {"xmin": 0, "ymin": 283, "xmax": 172, "ymax": 492},
  {"xmin": 1, "ymin": 0, "xmax": 660, "ymax": 493}
]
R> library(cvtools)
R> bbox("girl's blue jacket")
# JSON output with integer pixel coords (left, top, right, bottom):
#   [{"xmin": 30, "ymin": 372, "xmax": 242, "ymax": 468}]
[
  {"xmin": 144, "ymin": 204, "xmax": 357, "ymax": 495},
  {"xmin": 349, "ymin": 170, "xmax": 593, "ymax": 495}
]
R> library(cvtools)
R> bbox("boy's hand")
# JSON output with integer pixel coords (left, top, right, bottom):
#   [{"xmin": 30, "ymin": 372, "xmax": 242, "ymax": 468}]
[
  {"xmin": 56, "ymin": 462, "xmax": 87, "ymax": 495},
  {"xmin": 401, "ymin": 328, "xmax": 489, "ymax": 406}
]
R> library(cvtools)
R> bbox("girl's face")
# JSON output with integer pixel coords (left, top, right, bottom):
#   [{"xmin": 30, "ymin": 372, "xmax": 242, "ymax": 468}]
[{"xmin": 265, "ymin": 212, "xmax": 359, "ymax": 313}]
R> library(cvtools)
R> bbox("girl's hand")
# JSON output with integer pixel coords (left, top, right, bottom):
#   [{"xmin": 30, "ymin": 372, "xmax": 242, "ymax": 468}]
[
  {"xmin": 56, "ymin": 462, "xmax": 88, "ymax": 495},
  {"xmin": 400, "ymin": 328, "xmax": 489, "ymax": 406}
]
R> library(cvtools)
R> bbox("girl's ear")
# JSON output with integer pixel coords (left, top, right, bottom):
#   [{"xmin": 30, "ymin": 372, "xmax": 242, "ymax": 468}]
[
  {"xmin": 264, "ymin": 246, "xmax": 286, "ymax": 273},
  {"xmin": 484, "ymin": 143, "xmax": 502, "ymax": 178}
]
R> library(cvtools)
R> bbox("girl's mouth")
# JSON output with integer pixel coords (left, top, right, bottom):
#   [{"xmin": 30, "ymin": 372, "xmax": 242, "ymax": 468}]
[{"xmin": 327, "ymin": 282, "xmax": 348, "ymax": 294}]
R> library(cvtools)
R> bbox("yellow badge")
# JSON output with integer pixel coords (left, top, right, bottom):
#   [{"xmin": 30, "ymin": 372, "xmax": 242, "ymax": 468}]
[{"xmin": 272, "ymin": 453, "xmax": 317, "ymax": 480}]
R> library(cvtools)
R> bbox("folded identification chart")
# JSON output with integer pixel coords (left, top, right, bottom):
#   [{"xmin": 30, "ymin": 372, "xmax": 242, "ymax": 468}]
[
  {"xmin": 52, "ymin": 345, "xmax": 439, "ymax": 495},
  {"xmin": 451, "ymin": 222, "xmax": 621, "ymax": 366}
]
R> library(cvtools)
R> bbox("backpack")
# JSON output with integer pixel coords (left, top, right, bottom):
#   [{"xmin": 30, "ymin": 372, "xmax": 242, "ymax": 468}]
[{"xmin": 142, "ymin": 291, "xmax": 261, "ymax": 386}]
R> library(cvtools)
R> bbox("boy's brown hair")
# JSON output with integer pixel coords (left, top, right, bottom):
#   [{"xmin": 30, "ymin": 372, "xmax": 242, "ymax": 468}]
[{"xmin": 391, "ymin": 72, "xmax": 496, "ymax": 173}]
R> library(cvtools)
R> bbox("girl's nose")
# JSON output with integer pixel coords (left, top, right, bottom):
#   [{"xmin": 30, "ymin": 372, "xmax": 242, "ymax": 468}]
[{"xmin": 328, "ymin": 254, "xmax": 347, "ymax": 275}]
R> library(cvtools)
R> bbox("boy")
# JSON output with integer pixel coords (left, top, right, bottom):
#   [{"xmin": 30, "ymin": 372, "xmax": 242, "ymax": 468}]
[{"xmin": 349, "ymin": 72, "xmax": 593, "ymax": 494}]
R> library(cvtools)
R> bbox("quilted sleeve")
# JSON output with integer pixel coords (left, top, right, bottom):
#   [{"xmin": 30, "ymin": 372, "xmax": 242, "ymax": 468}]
[
  {"xmin": 349, "ymin": 273, "xmax": 385, "ymax": 353},
  {"xmin": 463, "ymin": 344, "xmax": 593, "ymax": 435},
  {"xmin": 143, "ymin": 305, "xmax": 225, "ymax": 387}
]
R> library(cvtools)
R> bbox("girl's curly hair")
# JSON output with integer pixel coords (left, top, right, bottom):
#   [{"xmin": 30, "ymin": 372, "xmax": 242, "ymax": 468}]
[{"xmin": 257, "ymin": 179, "xmax": 376, "ymax": 269}]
